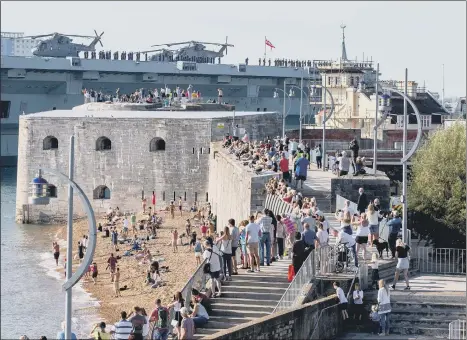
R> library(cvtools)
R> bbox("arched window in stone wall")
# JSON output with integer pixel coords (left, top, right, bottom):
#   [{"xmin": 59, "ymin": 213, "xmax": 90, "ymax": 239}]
[
  {"xmin": 93, "ymin": 185, "xmax": 111, "ymax": 199},
  {"xmin": 149, "ymin": 137, "xmax": 166, "ymax": 152},
  {"xmin": 43, "ymin": 136, "xmax": 59, "ymax": 150},
  {"xmin": 96, "ymin": 136, "xmax": 112, "ymax": 151}
]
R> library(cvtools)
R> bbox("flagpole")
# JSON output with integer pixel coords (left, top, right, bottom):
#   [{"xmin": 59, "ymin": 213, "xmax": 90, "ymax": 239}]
[{"xmin": 264, "ymin": 36, "xmax": 267, "ymax": 61}]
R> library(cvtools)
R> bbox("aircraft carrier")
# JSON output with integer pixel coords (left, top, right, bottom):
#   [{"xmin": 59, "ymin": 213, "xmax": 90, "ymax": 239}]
[{"xmin": 0, "ymin": 32, "xmax": 324, "ymax": 166}]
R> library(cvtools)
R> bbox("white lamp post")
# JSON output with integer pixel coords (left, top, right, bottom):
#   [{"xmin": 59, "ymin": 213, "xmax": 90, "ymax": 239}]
[
  {"xmin": 28, "ymin": 135, "xmax": 97, "ymax": 339},
  {"xmin": 274, "ymin": 87, "xmax": 292, "ymax": 138}
]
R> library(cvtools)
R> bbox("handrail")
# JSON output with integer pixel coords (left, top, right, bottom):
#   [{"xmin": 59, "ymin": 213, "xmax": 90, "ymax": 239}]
[{"xmin": 309, "ymin": 266, "xmax": 359, "ymax": 339}]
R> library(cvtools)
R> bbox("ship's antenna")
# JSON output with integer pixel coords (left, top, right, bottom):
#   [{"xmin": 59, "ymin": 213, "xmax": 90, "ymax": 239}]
[{"xmin": 340, "ymin": 23, "xmax": 347, "ymax": 61}]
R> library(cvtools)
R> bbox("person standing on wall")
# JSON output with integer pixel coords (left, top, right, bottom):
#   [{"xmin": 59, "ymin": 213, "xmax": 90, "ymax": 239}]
[
  {"xmin": 357, "ymin": 187, "xmax": 368, "ymax": 215},
  {"xmin": 349, "ymin": 138, "xmax": 360, "ymax": 175},
  {"xmin": 314, "ymin": 144, "xmax": 323, "ymax": 169}
]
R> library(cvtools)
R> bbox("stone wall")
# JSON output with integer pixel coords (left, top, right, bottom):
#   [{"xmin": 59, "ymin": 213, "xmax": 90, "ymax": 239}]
[
  {"xmin": 16, "ymin": 112, "xmax": 281, "ymax": 223},
  {"xmin": 330, "ymin": 173, "xmax": 391, "ymax": 212},
  {"xmin": 208, "ymin": 143, "xmax": 278, "ymax": 228},
  {"xmin": 204, "ymin": 295, "xmax": 342, "ymax": 340}
]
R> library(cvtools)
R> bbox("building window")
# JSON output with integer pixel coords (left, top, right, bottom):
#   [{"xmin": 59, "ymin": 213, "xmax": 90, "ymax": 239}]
[
  {"xmin": 43, "ymin": 136, "xmax": 58, "ymax": 150},
  {"xmin": 421, "ymin": 115, "xmax": 431, "ymax": 128},
  {"xmin": 350, "ymin": 76, "xmax": 354, "ymax": 86},
  {"xmin": 93, "ymin": 185, "xmax": 111, "ymax": 199},
  {"xmin": 328, "ymin": 77, "xmax": 332, "ymax": 86},
  {"xmin": 1, "ymin": 100, "xmax": 11, "ymax": 119},
  {"xmin": 96, "ymin": 136, "xmax": 111, "ymax": 151},
  {"xmin": 149, "ymin": 137, "xmax": 166, "ymax": 152}
]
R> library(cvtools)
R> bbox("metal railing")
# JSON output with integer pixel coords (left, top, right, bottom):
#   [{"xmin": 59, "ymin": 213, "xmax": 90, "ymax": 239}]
[
  {"xmin": 273, "ymin": 246, "xmax": 333, "ymax": 313},
  {"xmin": 309, "ymin": 266, "xmax": 359, "ymax": 339},
  {"xmin": 450, "ymin": 320, "xmax": 467, "ymax": 340},
  {"xmin": 416, "ymin": 247, "xmax": 466, "ymax": 275},
  {"xmin": 157, "ymin": 242, "xmax": 223, "ymax": 336}
]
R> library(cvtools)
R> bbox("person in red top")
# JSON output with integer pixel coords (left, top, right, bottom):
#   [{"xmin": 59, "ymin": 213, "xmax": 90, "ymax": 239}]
[
  {"xmin": 279, "ymin": 153, "xmax": 290, "ymax": 183},
  {"xmin": 150, "ymin": 299, "xmax": 169, "ymax": 340}
]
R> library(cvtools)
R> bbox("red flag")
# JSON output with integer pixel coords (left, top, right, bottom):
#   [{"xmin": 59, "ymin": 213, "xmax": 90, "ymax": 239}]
[
  {"xmin": 152, "ymin": 191, "xmax": 156, "ymax": 205},
  {"xmin": 265, "ymin": 38, "xmax": 275, "ymax": 50}
]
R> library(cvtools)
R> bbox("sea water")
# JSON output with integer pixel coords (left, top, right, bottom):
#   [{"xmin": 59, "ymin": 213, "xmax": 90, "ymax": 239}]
[{"xmin": 0, "ymin": 167, "xmax": 99, "ymax": 338}]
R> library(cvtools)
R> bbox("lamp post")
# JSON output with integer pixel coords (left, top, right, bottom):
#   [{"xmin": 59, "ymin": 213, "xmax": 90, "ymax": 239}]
[
  {"xmin": 288, "ymin": 84, "xmax": 310, "ymax": 142},
  {"xmin": 373, "ymin": 69, "xmax": 423, "ymax": 244},
  {"xmin": 274, "ymin": 87, "xmax": 292, "ymax": 138},
  {"xmin": 311, "ymin": 76, "xmax": 335, "ymax": 171},
  {"xmin": 28, "ymin": 135, "xmax": 97, "ymax": 339},
  {"xmin": 373, "ymin": 63, "xmax": 379, "ymax": 175}
]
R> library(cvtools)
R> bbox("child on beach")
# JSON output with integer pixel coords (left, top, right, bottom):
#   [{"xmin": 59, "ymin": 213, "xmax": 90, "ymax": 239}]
[
  {"xmin": 170, "ymin": 201, "xmax": 175, "ymax": 219},
  {"xmin": 90, "ymin": 262, "xmax": 98, "ymax": 284},
  {"xmin": 369, "ymin": 304, "xmax": 381, "ymax": 334},
  {"xmin": 189, "ymin": 230, "xmax": 197, "ymax": 251},
  {"xmin": 172, "ymin": 229, "xmax": 178, "ymax": 252},
  {"xmin": 194, "ymin": 237, "xmax": 202, "ymax": 265},
  {"xmin": 178, "ymin": 196, "xmax": 183, "ymax": 217},
  {"xmin": 200, "ymin": 222, "xmax": 208, "ymax": 238},
  {"xmin": 114, "ymin": 267, "xmax": 121, "ymax": 297}
]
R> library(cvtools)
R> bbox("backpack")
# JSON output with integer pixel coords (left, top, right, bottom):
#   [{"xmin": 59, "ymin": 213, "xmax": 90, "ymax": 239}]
[{"xmin": 157, "ymin": 307, "xmax": 169, "ymax": 329}]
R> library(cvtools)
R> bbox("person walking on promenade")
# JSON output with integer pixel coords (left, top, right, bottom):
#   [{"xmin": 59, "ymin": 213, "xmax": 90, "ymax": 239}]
[
  {"xmin": 228, "ymin": 219, "xmax": 240, "ymax": 275},
  {"xmin": 216, "ymin": 226, "xmax": 233, "ymax": 281},
  {"xmin": 387, "ymin": 212, "xmax": 402, "ymax": 259},
  {"xmin": 315, "ymin": 144, "xmax": 322, "ymax": 169},
  {"xmin": 53, "ymin": 241, "xmax": 60, "ymax": 266},
  {"xmin": 245, "ymin": 215, "xmax": 261, "ymax": 273},
  {"xmin": 367, "ymin": 203, "xmax": 380, "ymax": 247},
  {"xmin": 357, "ymin": 188, "xmax": 368, "ymax": 214},
  {"xmin": 392, "ymin": 239, "xmax": 411, "ymax": 290},
  {"xmin": 257, "ymin": 209, "xmax": 273, "ymax": 266}
]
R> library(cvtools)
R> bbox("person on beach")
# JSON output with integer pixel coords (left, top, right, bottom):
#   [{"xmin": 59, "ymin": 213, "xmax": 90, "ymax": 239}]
[
  {"xmin": 131, "ymin": 212, "xmax": 137, "ymax": 235},
  {"xmin": 107, "ymin": 253, "xmax": 118, "ymax": 282},
  {"xmin": 194, "ymin": 237, "xmax": 202, "ymax": 265},
  {"xmin": 53, "ymin": 242, "xmax": 60, "ymax": 266},
  {"xmin": 90, "ymin": 262, "xmax": 98, "ymax": 284},
  {"xmin": 141, "ymin": 308, "xmax": 150, "ymax": 340},
  {"xmin": 170, "ymin": 201, "xmax": 175, "ymax": 219},
  {"xmin": 185, "ymin": 219, "xmax": 192, "ymax": 239},
  {"xmin": 81, "ymin": 235, "xmax": 87, "ymax": 253},
  {"xmin": 122, "ymin": 216, "xmax": 129, "ymax": 237},
  {"xmin": 170, "ymin": 229, "xmax": 179, "ymax": 253},
  {"xmin": 142, "ymin": 197, "xmax": 147, "ymax": 213},
  {"xmin": 111, "ymin": 227, "xmax": 119, "ymax": 252},
  {"xmin": 114, "ymin": 267, "xmax": 121, "ymax": 297},
  {"xmin": 90, "ymin": 321, "xmax": 111, "ymax": 340},
  {"xmin": 178, "ymin": 196, "xmax": 183, "ymax": 217},
  {"xmin": 78, "ymin": 241, "xmax": 84, "ymax": 263}
]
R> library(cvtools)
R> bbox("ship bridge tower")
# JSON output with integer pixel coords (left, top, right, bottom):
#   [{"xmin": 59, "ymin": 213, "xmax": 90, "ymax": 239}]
[{"xmin": 308, "ymin": 24, "xmax": 377, "ymax": 132}]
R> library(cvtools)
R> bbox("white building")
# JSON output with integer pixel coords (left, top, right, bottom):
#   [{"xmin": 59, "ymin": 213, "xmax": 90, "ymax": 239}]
[{"xmin": 1, "ymin": 32, "xmax": 36, "ymax": 57}]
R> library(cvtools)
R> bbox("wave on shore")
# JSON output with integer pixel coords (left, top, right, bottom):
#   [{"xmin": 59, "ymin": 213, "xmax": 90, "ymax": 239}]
[{"xmin": 39, "ymin": 238, "xmax": 101, "ymax": 338}]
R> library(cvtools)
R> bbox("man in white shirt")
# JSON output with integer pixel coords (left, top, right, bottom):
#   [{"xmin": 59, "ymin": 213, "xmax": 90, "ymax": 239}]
[
  {"xmin": 257, "ymin": 209, "xmax": 273, "ymax": 266},
  {"xmin": 203, "ymin": 240, "xmax": 222, "ymax": 297},
  {"xmin": 111, "ymin": 311, "xmax": 133, "ymax": 340},
  {"xmin": 337, "ymin": 230, "xmax": 358, "ymax": 267},
  {"xmin": 245, "ymin": 215, "xmax": 261, "ymax": 272}
]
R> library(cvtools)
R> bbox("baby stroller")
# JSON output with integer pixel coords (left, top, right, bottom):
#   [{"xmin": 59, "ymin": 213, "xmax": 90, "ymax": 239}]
[{"xmin": 334, "ymin": 243, "xmax": 354, "ymax": 273}]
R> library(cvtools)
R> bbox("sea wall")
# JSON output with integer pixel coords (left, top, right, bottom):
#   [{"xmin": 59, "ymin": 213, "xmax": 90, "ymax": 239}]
[{"xmin": 208, "ymin": 143, "xmax": 278, "ymax": 228}]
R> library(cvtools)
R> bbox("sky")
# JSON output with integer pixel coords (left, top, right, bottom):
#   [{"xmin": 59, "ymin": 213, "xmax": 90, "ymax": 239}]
[{"xmin": 1, "ymin": 1, "xmax": 466, "ymax": 97}]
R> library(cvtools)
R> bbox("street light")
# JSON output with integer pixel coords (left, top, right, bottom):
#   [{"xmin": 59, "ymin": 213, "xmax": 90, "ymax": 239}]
[
  {"xmin": 28, "ymin": 135, "xmax": 97, "ymax": 339},
  {"xmin": 273, "ymin": 87, "xmax": 292, "ymax": 138},
  {"xmin": 373, "ymin": 69, "xmax": 423, "ymax": 244},
  {"xmin": 288, "ymin": 84, "xmax": 311, "ymax": 142}
]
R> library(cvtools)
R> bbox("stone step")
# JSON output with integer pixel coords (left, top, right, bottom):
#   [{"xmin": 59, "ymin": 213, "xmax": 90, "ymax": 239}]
[
  {"xmin": 396, "ymin": 326, "xmax": 449, "ymax": 337},
  {"xmin": 203, "ymin": 319, "xmax": 244, "ymax": 330},
  {"xmin": 220, "ymin": 290, "xmax": 284, "ymax": 300},
  {"xmin": 222, "ymin": 279, "xmax": 290, "ymax": 288},
  {"xmin": 208, "ymin": 315, "xmax": 255, "ymax": 324},
  {"xmin": 195, "ymin": 327, "xmax": 224, "ymax": 335},
  {"xmin": 391, "ymin": 301, "xmax": 467, "ymax": 312},
  {"xmin": 210, "ymin": 308, "xmax": 270, "ymax": 318},
  {"xmin": 363, "ymin": 291, "xmax": 466, "ymax": 304},
  {"xmin": 391, "ymin": 315, "xmax": 465, "ymax": 324},
  {"xmin": 339, "ymin": 332, "xmax": 444, "ymax": 339},
  {"xmin": 210, "ymin": 301, "xmax": 275, "ymax": 313},
  {"xmin": 220, "ymin": 284, "xmax": 287, "ymax": 293},
  {"xmin": 209, "ymin": 297, "xmax": 277, "ymax": 307}
]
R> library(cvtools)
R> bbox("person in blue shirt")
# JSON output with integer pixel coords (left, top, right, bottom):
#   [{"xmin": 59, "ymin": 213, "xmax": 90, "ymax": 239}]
[
  {"xmin": 294, "ymin": 155, "xmax": 310, "ymax": 189},
  {"xmin": 56, "ymin": 321, "xmax": 77, "ymax": 340},
  {"xmin": 386, "ymin": 212, "xmax": 402, "ymax": 258}
]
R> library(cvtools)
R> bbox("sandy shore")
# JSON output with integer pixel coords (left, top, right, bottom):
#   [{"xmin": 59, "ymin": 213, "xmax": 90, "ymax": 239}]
[{"xmin": 56, "ymin": 209, "xmax": 200, "ymax": 325}]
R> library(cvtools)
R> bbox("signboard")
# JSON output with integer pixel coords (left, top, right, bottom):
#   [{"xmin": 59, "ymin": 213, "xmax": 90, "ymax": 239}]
[{"xmin": 217, "ymin": 123, "xmax": 225, "ymax": 129}]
